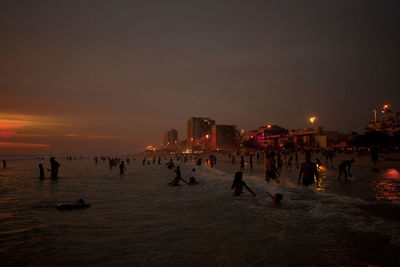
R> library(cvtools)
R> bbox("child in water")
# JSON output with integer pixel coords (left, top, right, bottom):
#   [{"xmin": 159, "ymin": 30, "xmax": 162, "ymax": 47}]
[
  {"xmin": 38, "ymin": 164, "xmax": 45, "ymax": 179},
  {"xmin": 188, "ymin": 168, "xmax": 199, "ymax": 185}
]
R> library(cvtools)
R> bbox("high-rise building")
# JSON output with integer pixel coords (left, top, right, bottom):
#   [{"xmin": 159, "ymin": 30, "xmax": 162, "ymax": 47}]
[
  {"xmin": 187, "ymin": 117, "xmax": 215, "ymax": 150},
  {"xmin": 212, "ymin": 125, "xmax": 237, "ymax": 151},
  {"xmin": 163, "ymin": 129, "xmax": 178, "ymax": 150}
]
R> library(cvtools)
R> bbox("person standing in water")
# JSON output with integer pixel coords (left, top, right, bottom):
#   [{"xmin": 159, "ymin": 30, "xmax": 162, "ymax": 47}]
[
  {"xmin": 38, "ymin": 164, "xmax": 45, "ymax": 179},
  {"xmin": 231, "ymin": 171, "xmax": 256, "ymax": 197},
  {"xmin": 249, "ymin": 155, "xmax": 253, "ymax": 171},
  {"xmin": 298, "ymin": 151, "xmax": 319, "ymax": 187},
  {"xmin": 168, "ymin": 166, "xmax": 188, "ymax": 186},
  {"xmin": 2, "ymin": 160, "xmax": 6, "ymax": 168},
  {"xmin": 119, "ymin": 160, "xmax": 127, "ymax": 174},
  {"xmin": 370, "ymin": 146, "xmax": 380, "ymax": 165},
  {"xmin": 287, "ymin": 155, "xmax": 293, "ymax": 171},
  {"xmin": 265, "ymin": 152, "xmax": 280, "ymax": 183},
  {"xmin": 338, "ymin": 159, "xmax": 355, "ymax": 183},
  {"xmin": 240, "ymin": 156, "xmax": 245, "ymax": 171},
  {"xmin": 49, "ymin": 157, "xmax": 60, "ymax": 180}
]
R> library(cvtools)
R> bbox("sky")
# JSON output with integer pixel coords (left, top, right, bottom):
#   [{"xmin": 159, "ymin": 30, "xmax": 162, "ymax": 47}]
[{"xmin": 1, "ymin": 0, "xmax": 399, "ymax": 154}]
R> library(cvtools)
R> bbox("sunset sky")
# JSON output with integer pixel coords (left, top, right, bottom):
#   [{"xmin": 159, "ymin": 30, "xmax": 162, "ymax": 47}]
[{"xmin": 1, "ymin": 0, "xmax": 399, "ymax": 154}]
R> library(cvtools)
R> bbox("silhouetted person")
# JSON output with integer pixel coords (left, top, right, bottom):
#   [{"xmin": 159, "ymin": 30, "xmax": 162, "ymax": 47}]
[
  {"xmin": 240, "ymin": 156, "xmax": 245, "ymax": 171},
  {"xmin": 298, "ymin": 151, "xmax": 318, "ymax": 187},
  {"xmin": 158, "ymin": 157, "xmax": 161, "ymax": 164},
  {"xmin": 167, "ymin": 159, "xmax": 174, "ymax": 169},
  {"xmin": 277, "ymin": 154, "xmax": 283, "ymax": 172},
  {"xmin": 287, "ymin": 155, "xmax": 293, "ymax": 171},
  {"xmin": 188, "ymin": 169, "xmax": 199, "ymax": 185},
  {"xmin": 142, "ymin": 158, "xmax": 146, "ymax": 165},
  {"xmin": 231, "ymin": 171, "xmax": 256, "ymax": 197},
  {"xmin": 338, "ymin": 159, "xmax": 355, "ymax": 183},
  {"xmin": 49, "ymin": 157, "xmax": 60, "ymax": 180},
  {"xmin": 2, "ymin": 160, "xmax": 6, "ymax": 168},
  {"xmin": 316, "ymin": 157, "xmax": 322, "ymax": 171},
  {"xmin": 168, "ymin": 166, "xmax": 188, "ymax": 186},
  {"xmin": 119, "ymin": 160, "xmax": 127, "ymax": 174},
  {"xmin": 265, "ymin": 153, "xmax": 280, "ymax": 183},
  {"xmin": 249, "ymin": 155, "xmax": 253, "ymax": 171},
  {"xmin": 371, "ymin": 146, "xmax": 380, "ymax": 165},
  {"xmin": 38, "ymin": 164, "xmax": 45, "ymax": 179}
]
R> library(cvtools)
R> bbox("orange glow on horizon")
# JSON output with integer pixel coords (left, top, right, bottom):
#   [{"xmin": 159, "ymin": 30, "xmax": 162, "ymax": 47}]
[{"xmin": 0, "ymin": 142, "xmax": 50, "ymax": 148}]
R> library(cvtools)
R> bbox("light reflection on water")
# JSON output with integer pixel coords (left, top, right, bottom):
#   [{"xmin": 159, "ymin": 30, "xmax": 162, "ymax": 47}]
[{"xmin": 374, "ymin": 169, "xmax": 400, "ymax": 201}]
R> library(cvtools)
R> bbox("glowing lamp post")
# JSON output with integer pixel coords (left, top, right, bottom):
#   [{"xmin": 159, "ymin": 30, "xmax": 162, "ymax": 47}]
[{"xmin": 309, "ymin": 116, "xmax": 316, "ymax": 127}]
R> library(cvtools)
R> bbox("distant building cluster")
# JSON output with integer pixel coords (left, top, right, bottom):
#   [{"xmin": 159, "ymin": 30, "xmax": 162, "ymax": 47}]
[
  {"xmin": 245, "ymin": 125, "xmax": 353, "ymax": 150},
  {"xmin": 366, "ymin": 105, "xmax": 400, "ymax": 136},
  {"xmin": 163, "ymin": 129, "xmax": 178, "ymax": 150},
  {"xmin": 149, "ymin": 104, "xmax": 399, "ymax": 153},
  {"xmin": 158, "ymin": 117, "xmax": 237, "ymax": 152}
]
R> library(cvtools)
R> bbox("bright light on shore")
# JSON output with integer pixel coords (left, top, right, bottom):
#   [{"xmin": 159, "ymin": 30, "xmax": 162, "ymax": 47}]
[{"xmin": 310, "ymin": 116, "xmax": 316, "ymax": 124}]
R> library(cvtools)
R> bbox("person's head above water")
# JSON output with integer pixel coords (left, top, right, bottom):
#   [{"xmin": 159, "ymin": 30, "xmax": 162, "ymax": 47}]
[
  {"xmin": 350, "ymin": 158, "xmax": 355, "ymax": 163},
  {"xmin": 305, "ymin": 151, "xmax": 311, "ymax": 162},
  {"xmin": 38, "ymin": 163, "xmax": 43, "ymax": 168},
  {"xmin": 192, "ymin": 168, "xmax": 195, "ymax": 172},
  {"xmin": 50, "ymin": 157, "xmax": 55, "ymax": 162}
]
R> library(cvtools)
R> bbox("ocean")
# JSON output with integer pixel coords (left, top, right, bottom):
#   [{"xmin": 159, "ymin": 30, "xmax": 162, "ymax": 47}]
[{"xmin": 0, "ymin": 153, "xmax": 399, "ymax": 266}]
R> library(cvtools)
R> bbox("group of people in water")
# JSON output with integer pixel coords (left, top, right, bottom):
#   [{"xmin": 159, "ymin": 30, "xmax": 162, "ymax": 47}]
[
  {"xmin": 229, "ymin": 148, "xmax": 361, "ymax": 204},
  {"xmin": 24, "ymin": 146, "xmax": 375, "ymax": 209},
  {"xmin": 36, "ymin": 157, "xmax": 60, "ymax": 180}
]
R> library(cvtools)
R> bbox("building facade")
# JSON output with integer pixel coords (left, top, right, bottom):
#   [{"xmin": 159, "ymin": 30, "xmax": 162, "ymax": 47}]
[
  {"xmin": 212, "ymin": 125, "xmax": 237, "ymax": 151},
  {"xmin": 163, "ymin": 129, "xmax": 178, "ymax": 150},
  {"xmin": 187, "ymin": 117, "xmax": 215, "ymax": 150}
]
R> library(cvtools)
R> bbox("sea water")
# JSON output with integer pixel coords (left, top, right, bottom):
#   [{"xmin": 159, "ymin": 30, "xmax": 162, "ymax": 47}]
[{"xmin": 0, "ymin": 154, "xmax": 399, "ymax": 266}]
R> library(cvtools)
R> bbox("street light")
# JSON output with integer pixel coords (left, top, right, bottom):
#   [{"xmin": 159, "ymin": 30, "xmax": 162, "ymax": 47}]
[{"xmin": 309, "ymin": 116, "xmax": 316, "ymax": 126}]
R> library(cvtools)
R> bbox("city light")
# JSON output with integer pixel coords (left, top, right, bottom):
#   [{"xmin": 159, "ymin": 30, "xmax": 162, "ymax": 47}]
[
  {"xmin": 267, "ymin": 124, "xmax": 271, "ymax": 129},
  {"xmin": 146, "ymin": 145, "xmax": 156, "ymax": 151},
  {"xmin": 309, "ymin": 116, "xmax": 316, "ymax": 124},
  {"xmin": 382, "ymin": 104, "xmax": 389, "ymax": 113},
  {"xmin": 205, "ymin": 134, "xmax": 209, "ymax": 139}
]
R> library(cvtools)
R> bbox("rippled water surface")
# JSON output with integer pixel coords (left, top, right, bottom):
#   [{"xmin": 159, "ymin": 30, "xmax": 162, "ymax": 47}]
[{"xmin": 0, "ymin": 155, "xmax": 399, "ymax": 266}]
